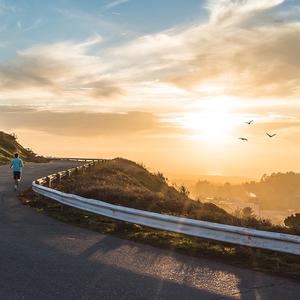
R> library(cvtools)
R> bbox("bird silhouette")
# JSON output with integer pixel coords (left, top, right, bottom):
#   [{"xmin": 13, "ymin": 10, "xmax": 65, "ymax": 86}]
[
  {"xmin": 245, "ymin": 120, "xmax": 254, "ymax": 125},
  {"xmin": 266, "ymin": 133, "xmax": 276, "ymax": 138},
  {"xmin": 239, "ymin": 137, "xmax": 248, "ymax": 141}
]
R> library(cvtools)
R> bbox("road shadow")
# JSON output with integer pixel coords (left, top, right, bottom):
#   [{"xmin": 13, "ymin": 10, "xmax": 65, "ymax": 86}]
[
  {"xmin": 0, "ymin": 215, "xmax": 237, "ymax": 299},
  {"xmin": 78, "ymin": 235, "xmax": 126, "ymax": 259}
]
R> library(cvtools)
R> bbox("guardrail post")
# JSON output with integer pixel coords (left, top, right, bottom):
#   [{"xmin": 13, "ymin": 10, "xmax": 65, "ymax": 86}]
[
  {"xmin": 57, "ymin": 173, "xmax": 62, "ymax": 182},
  {"xmin": 46, "ymin": 176, "xmax": 52, "ymax": 188},
  {"xmin": 76, "ymin": 166, "xmax": 83, "ymax": 174}
]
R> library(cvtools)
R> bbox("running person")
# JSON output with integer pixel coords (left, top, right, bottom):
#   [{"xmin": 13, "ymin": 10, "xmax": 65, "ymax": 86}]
[{"xmin": 10, "ymin": 153, "xmax": 24, "ymax": 191}]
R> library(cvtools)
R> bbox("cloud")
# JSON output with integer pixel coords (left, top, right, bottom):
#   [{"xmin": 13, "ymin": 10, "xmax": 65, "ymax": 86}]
[
  {"xmin": 104, "ymin": 0, "xmax": 300, "ymax": 99},
  {"xmin": 168, "ymin": 22, "xmax": 300, "ymax": 99},
  {"xmin": 0, "ymin": 36, "xmax": 124, "ymax": 100},
  {"xmin": 85, "ymin": 80, "xmax": 125, "ymax": 99},
  {"xmin": 0, "ymin": 107, "xmax": 163, "ymax": 136},
  {"xmin": 1, "ymin": 0, "xmax": 300, "ymax": 115},
  {"xmin": 0, "ymin": 1, "xmax": 15, "ymax": 14},
  {"xmin": 105, "ymin": 0, "xmax": 129, "ymax": 10},
  {"xmin": 206, "ymin": 0, "xmax": 284, "ymax": 26},
  {"xmin": 22, "ymin": 18, "xmax": 43, "ymax": 32},
  {"xmin": 0, "ymin": 56, "xmax": 68, "ymax": 92}
]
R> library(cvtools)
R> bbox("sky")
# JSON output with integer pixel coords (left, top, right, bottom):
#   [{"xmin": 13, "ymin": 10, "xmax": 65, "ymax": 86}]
[{"xmin": 1, "ymin": 0, "xmax": 300, "ymax": 178}]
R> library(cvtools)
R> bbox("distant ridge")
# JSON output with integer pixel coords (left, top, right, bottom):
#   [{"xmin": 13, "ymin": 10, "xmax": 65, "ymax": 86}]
[{"xmin": 0, "ymin": 131, "xmax": 47, "ymax": 165}]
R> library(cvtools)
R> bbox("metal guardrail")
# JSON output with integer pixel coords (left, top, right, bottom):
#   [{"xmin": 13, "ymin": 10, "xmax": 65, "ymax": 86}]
[
  {"xmin": 32, "ymin": 159, "xmax": 300, "ymax": 255},
  {"xmin": 49, "ymin": 157, "xmax": 105, "ymax": 162},
  {"xmin": 35, "ymin": 159, "xmax": 107, "ymax": 187}
]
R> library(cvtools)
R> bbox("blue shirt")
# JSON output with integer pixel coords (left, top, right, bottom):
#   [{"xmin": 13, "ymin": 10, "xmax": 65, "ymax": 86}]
[{"xmin": 11, "ymin": 158, "xmax": 24, "ymax": 172}]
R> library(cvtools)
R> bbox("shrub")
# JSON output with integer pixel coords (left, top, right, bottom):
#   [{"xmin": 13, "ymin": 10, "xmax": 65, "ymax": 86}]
[{"xmin": 284, "ymin": 213, "xmax": 300, "ymax": 231}]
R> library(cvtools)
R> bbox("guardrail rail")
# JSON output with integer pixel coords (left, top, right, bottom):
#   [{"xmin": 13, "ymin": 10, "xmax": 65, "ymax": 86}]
[{"xmin": 32, "ymin": 159, "xmax": 300, "ymax": 255}]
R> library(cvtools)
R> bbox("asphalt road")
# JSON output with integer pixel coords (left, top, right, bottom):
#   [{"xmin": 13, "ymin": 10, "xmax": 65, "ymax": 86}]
[{"xmin": 0, "ymin": 161, "xmax": 299, "ymax": 300}]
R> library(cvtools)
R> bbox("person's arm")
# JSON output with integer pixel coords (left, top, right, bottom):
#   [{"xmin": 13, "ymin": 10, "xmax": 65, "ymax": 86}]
[
  {"xmin": 20, "ymin": 159, "xmax": 24, "ymax": 168},
  {"xmin": 10, "ymin": 160, "xmax": 13, "ymax": 169}
]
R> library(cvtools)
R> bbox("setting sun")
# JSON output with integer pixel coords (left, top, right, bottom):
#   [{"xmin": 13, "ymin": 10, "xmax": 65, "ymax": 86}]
[
  {"xmin": 187, "ymin": 111, "xmax": 236, "ymax": 142},
  {"xmin": 168, "ymin": 98, "xmax": 239, "ymax": 143}
]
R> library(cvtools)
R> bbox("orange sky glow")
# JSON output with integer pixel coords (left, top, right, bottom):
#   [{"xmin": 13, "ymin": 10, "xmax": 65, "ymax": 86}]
[{"xmin": 1, "ymin": 0, "xmax": 300, "ymax": 178}]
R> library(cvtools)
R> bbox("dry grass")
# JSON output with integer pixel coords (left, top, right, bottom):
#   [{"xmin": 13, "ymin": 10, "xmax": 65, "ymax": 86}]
[
  {"xmin": 19, "ymin": 158, "xmax": 300, "ymax": 278},
  {"xmin": 0, "ymin": 131, "xmax": 48, "ymax": 165}
]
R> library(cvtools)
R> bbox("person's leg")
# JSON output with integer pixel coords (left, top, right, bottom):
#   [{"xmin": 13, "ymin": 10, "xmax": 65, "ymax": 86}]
[
  {"xmin": 14, "ymin": 175, "xmax": 17, "ymax": 190},
  {"xmin": 17, "ymin": 174, "xmax": 21, "ymax": 187},
  {"xmin": 13, "ymin": 172, "xmax": 19, "ymax": 190}
]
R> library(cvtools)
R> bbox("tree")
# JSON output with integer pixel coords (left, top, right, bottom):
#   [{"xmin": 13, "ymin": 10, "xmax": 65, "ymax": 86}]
[
  {"xmin": 233, "ymin": 208, "xmax": 242, "ymax": 218},
  {"xmin": 178, "ymin": 185, "xmax": 190, "ymax": 197},
  {"xmin": 284, "ymin": 213, "xmax": 300, "ymax": 230},
  {"xmin": 241, "ymin": 207, "xmax": 255, "ymax": 219}
]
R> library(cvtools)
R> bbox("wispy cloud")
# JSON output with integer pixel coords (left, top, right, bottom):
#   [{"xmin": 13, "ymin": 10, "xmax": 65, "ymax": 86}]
[
  {"xmin": 16, "ymin": 18, "xmax": 42, "ymax": 31},
  {"xmin": 206, "ymin": 0, "xmax": 285, "ymax": 26},
  {"xmin": 0, "ymin": 1, "xmax": 15, "ymax": 14},
  {"xmin": 0, "ymin": 35, "xmax": 124, "ymax": 103},
  {"xmin": 56, "ymin": 7, "xmax": 132, "ymax": 37},
  {"xmin": 100, "ymin": 0, "xmax": 300, "ymax": 100},
  {"xmin": 1, "ymin": 0, "xmax": 300, "ymax": 113},
  {"xmin": 0, "ymin": 107, "xmax": 163, "ymax": 137},
  {"xmin": 16, "ymin": 20, "xmax": 22, "ymax": 29},
  {"xmin": 105, "ymin": 0, "xmax": 129, "ymax": 10},
  {"xmin": 23, "ymin": 18, "xmax": 43, "ymax": 32}
]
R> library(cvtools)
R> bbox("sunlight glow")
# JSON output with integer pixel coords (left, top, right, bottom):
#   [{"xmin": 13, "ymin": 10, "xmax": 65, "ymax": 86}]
[{"xmin": 172, "ymin": 98, "xmax": 239, "ymax": 143}]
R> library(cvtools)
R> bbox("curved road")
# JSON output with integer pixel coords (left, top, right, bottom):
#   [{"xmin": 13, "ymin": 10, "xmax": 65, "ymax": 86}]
[{"xmin": 0, "ymin": 161, "xmax": 299, "ymax": 299}]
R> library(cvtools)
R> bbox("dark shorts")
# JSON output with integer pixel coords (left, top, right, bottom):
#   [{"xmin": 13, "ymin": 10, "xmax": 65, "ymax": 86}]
[{"xmin": 13, "ymin": 171, "xmax": 21, "ymax": 180}]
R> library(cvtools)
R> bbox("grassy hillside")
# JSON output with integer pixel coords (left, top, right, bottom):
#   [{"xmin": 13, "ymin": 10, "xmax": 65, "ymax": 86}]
[
  {"xmin": 0, "ymin": 131, "xmax": 48, "ymax": 165},
  {"xmin": 21, "ymin": 157, "xmax": 300, "ymax": 278},
  {"xmin": 56, "ymin": 158, "xmax": 237, "ymax": 224},
  {"xmin": 55, "ymin": 158, "xmax": 280, "ymax": 231}
]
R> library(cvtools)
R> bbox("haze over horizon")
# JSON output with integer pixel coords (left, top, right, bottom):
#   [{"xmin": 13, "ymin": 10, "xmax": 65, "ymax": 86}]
[{"xmin": 1, "ymin": 0, "xmax": 300, "ymax": 177}]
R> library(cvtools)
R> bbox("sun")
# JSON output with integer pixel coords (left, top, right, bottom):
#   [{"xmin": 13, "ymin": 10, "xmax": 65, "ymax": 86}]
[
  {"xmin": 187, "ymin": 112, "xmax": 235, "ymax": 142},
  {"xmin": 179, "ymin": 98, "xmax": 238, "ymax": 143}
]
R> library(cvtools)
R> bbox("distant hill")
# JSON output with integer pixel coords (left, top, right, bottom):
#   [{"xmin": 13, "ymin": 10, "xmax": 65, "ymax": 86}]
[
  {"xmin": 191, "ymin": 172, "xmax": 300, "ymax": 211},
  {"xmin": 168, "ymin": 174, "xmax": 255, "ymax": 185},
  {"xmin": 0, "ymin": 131, "xmax": 48, "ymax": 165}
]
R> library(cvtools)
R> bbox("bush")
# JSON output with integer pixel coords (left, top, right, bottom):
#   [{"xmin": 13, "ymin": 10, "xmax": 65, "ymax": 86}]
[{"xmin": 284, "ymin": 213, "xmax": 300, "ymax": 231}]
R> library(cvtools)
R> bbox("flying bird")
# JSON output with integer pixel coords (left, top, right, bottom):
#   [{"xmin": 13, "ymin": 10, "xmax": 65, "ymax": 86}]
[
  {"xmin": 266, "ymin": 133, "xmax": 276, "ymax": 138},
  {"xmin": 239, "ymin": 137, "xmax": 248, "ymax": 141},
  {"xmin": 245, "ymin": 120, "xmax": 254, "ymax": 125}
]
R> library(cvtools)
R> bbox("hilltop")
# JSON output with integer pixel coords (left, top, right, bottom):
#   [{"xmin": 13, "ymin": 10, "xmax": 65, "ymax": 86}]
[
  {"xmin": 0, "ymin": 131, "xmax": 48, "ymax": 165},
  {"xmin": 54, "ymin": 158, "xmax": 279, "ymax": 231},
  {"xmin": 55, "ymin": 158, "xmax": 236, "ymax": 223}
]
